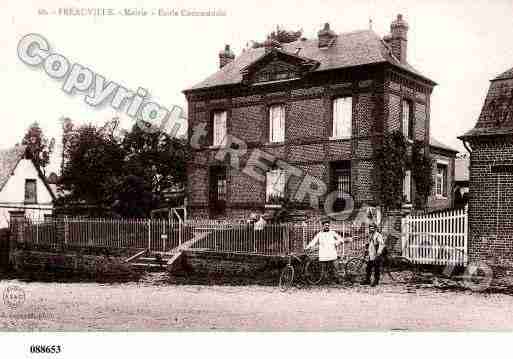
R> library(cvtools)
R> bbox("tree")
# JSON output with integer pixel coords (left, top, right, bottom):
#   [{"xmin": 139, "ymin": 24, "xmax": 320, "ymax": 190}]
[
  {"xmin": 269, "ymin": 25, "xmax": 302, "ymax": 44},
  {"xmin": 58, "ymin": 118, "xmax": 190, "ymax": 218},
  {"xmin": 59, "ymin": 123, "xmax": 126, "ymax": 208},
  {"xmin": 250, "ymin": 26, "xmax": 303, "ymax": 48},
  {"xmin": 121, "ymin": 122, "xmax": 190, "ymax": 196},
  {"xmin": 111, "ymin": 175, "xmax": 158, "ymax": 218},
  {"xmin": 22, "ymin": 122, "xmax": 55, "ymax": 173}
]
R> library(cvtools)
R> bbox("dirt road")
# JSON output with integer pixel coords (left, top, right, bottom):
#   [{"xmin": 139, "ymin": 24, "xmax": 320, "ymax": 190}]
[{"xmin": 1, "ymin": 275, "xmax": 512, "ymax": 331}]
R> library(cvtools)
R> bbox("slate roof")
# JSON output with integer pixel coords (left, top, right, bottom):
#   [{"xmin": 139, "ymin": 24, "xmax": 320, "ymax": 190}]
[
  {"xmin": 429, "ymin": 137, "xmax": 458, "ymax": 153},
  {"xmin": 186, "ymin": 30, "xmax": 434, "ymax": 91},
  {"xmin": 494, "ymin": 67, "xmax": 513, "ymax": 81},
  {"xmin": 0, "ymin": 145, "xmax": 27, "ymax": 192},
  {"xmin": 459, "ymin": 66, "xmax": 513, "ymax": 139}
]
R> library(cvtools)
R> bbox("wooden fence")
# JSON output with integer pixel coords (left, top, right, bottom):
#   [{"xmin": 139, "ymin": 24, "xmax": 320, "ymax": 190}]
[{"xmin": 401, "ymin": 208, "xmax": 468, "ymax": 266}]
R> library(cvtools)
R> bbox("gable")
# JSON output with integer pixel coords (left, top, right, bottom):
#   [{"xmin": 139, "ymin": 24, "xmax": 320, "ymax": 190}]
[
  {"xmin": 0, "ymin": 158, "xmax": 55, "ymax": 204},
  {"xmin": 251, "ymin": 59, "xmax": 301, "ymax": 83},
  {"xmin": 241, "ymin": 48, "xmax": 319, "ymax": 85}
]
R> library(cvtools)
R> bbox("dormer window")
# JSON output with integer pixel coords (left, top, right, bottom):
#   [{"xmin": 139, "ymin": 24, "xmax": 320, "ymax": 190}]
[
  {"xmin": 240, "ymin": 48, "xmax": 319, "ymax": 86},
  {"xmin": 256, "ymin": 71, "xmax": 296, "ymax": 83}
]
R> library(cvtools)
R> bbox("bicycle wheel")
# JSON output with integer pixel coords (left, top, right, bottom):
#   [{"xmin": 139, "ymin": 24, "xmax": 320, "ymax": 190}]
[
  {"xmin": 386, "ymin": 256, "xmax": 418, "ymax": 284},
  {"xmin": 305, "ymin": 259, "xmax": 323, "ymax": 285},
  {"xmin": 333, "ymin": 258, "xmax": 346, "ymax": 279},
  {"xmin": 279, "ymin": 265, "xmax": 295, "ymax": 292},
  {"xmin": 345, "ymin": 258, "xmax": 367, "ymax": 284}
]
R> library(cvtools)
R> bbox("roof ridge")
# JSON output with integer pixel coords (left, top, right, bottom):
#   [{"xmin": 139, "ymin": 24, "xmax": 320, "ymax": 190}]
[{"xmin": 493, "ymin": 67, "xmax": 513, "ymax": 81}]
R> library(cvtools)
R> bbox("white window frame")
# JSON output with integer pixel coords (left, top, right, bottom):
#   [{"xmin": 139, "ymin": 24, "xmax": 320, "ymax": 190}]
[
  {"xmin": 266, "ymin": 168, "xmax": 285, "ymax": 202},
  {"xmin": 269, "ymin": 104, "xmax": 285, "ymax": 143},
  {"xmin": 403, "ymin": 170, "xmax": 412, "ymax": 204},
  {"xmin": 213, "ymin": 110, "xmax": 227, "ymax": 147},
  {"xmin": 402, "ymin": 100, "xmax": 413, "ymax": 141},
  {"xmin": 331, "ymin": 97, "xmax": 352, "ymax": 139},
  {"xmin": 435, "ymin": 161, "xmax": 448, "ymax": 198}
]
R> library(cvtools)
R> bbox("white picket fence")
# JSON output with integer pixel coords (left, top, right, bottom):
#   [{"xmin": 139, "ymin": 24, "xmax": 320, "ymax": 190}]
[{"xmin": 401, "ymin": 208, "xmax": 468, "ymax": 266}]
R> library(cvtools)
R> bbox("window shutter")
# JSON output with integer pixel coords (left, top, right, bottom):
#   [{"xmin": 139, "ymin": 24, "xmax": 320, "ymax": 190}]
[
  {"xmin": 333, "ymin": 98, "xmax": 352, "ymax": 138},
  {"xmin": 402, "ymin": 100, "xmax": 411, "ymax": 139},
  {"xmin": 278, "ymin": 106, "xmax": 285, "ymax": 142},
  {"xmin": 266, "ymin": 169, "xmax": 285, "ymax": 201},
  {"xmin": 443, "ymin": 166, "xmax": 448, "ymax": 197},
  {"xmin": 403, "ymin": 170, "xmax": 411, "ymax": 203},
  {"xmin": 269, "ymin": 105, "xmax": 285, "ymax": 142},
  {"xmin": 266, "ymin": 171, "xmax": 274, "ymax": 201},
  {"xmin": 276, "ymin": 169, "xmax": 285, "ymax": 197},
  {"xmin": 213, "ymin": 111, "xmax": 227, "ymax": 146}
]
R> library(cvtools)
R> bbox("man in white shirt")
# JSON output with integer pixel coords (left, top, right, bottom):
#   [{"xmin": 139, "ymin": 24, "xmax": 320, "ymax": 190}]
[
  {"xmin": 254, "ymin": 215, "xmax": 266, "ymax": 231},
  {"xmin": 362, "ymin": 222, "xmax": 386, "ymax": 286},
  {"xmin": 305, "ymin": 217, "xmax": 344, "ymax": 283}
]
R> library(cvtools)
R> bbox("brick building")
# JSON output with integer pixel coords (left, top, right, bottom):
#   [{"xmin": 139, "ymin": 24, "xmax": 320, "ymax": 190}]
[
  {"xmin": 459, "ymin": 66, "xmax": 513, "ymax": 266},
  {"xmin": 184, "ymin": 15, "xmax": 455, "ymax": 220},
  {"xmin": 427, "ymin": 138, "xmax": 458, "ymax": 211}
]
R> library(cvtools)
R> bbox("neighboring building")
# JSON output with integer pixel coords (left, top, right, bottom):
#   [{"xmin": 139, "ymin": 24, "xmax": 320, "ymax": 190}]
[
  {"xmin": 459, "ymin": 66, "xmax": 513, "ymax": 266},
  {"xmin": 427, "ymin": 137, "xmax": 458, "ymax": 211},
  {"xmin": 454, "ymin": 155, "xmax": 470, "ymax": 194},
  {"xmin": 0, "ymin": 145, "xmax": 55, "ymax": 228},
  {"xmin": 184, "ymin": 15, "xmax": 448, "ymax": 220}
]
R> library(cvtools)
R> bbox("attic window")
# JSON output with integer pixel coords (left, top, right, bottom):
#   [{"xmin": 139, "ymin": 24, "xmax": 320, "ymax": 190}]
[
  {"xmin": 256, "ymin": 71, "xmax": 296, "ymax": 83},
  {"xmin": 24, "ymin": 179, "xmax": 37, "ymax": 204}
]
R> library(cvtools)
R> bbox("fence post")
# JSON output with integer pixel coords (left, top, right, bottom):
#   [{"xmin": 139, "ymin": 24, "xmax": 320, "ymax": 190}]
[
  {"xmin": 302, "ymin": 221, "xmax": 306, "ymax": 250},
  {"xmin": 147, "ymin": 219, "xmax": 151, "ymax": 251},
  {"xmin": 179, "ymin": 220, "xmax": 182, "ymax": 247},
  {"xmin": 401, "ymin": 217, "xmax": 406, "ymax": 257},
  {"xmin": 463, "ymin": 206, "xmax": 468, "ymax": 265},
  {"xmin": 64, "ymin": 216, "xmax": 69, "ymax": 246},
  {"xmin": 35, "ymin": 220, "xmax": 39, "ymax": 245}
]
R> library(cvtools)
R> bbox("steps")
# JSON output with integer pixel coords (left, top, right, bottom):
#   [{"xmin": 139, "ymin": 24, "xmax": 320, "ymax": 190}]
[{"xmin": 128, "ymin": 251, "xmax": 174, "ymax": 272}]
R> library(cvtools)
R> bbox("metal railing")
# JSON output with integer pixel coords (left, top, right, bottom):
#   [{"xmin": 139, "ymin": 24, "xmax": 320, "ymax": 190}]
[{"xmin": 11, "ymin": 217, "xmax": 369, "ymax": 257}]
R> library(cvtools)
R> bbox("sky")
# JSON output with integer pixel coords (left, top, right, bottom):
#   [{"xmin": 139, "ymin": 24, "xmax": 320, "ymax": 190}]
[{"xmin": 2, "ymin": 0, "xmax": 513, "ymax": 174}]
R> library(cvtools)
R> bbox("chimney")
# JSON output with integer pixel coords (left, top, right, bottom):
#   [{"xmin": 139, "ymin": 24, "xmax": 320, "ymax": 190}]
[
  {"xmin": 318, "ymin": 22, "xmax": 337, "ymax": 48},
  {"xmin": 389, "ymin": 14, "xmax": 409, "ymax": 63},
  {"xmin": 219, "ymin": 44, "xmax": 235, "ymax": 69},
  {"xmin": 263, "ymin": 36, "xmax": 281, "ymax": 53}
]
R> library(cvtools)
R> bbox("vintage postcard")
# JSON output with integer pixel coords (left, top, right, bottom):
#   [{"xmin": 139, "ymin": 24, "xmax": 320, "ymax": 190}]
[{"xmin": 1, "ymin": 0, "xmax": 513, "ymax": 356}]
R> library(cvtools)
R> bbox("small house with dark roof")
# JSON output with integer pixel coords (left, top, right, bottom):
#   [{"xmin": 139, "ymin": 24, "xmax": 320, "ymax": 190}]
[
  {"xmin": 184, "ymin": 15, "xmax": 453, "ymax": 220},
  {"xmin": 0, "ymin": 145, "xmax": 55, "ymax": 228},
  {"xmin": 459, "ymin": 66, "xmax": 513, "ymax": 266},
  {"xmin": 427, "ymin": 137, "xmax": 458, "ymax": 211}
]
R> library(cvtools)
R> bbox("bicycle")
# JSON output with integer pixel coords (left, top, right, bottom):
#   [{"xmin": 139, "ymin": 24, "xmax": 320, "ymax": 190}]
[
  {"xmin": 278, "ymin": 251, "xmax": 312, "ymax": 292},
  {"xmin": 279, "ymin": 249, "xmax": 346, "ymax": 291},
  {"xmin": 303, "ymin": 255, "xmax": 346, "ymax": 286},
  {"xmin": 345, "ymin": 250, "xmax": 419, "ymax": 285}
]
